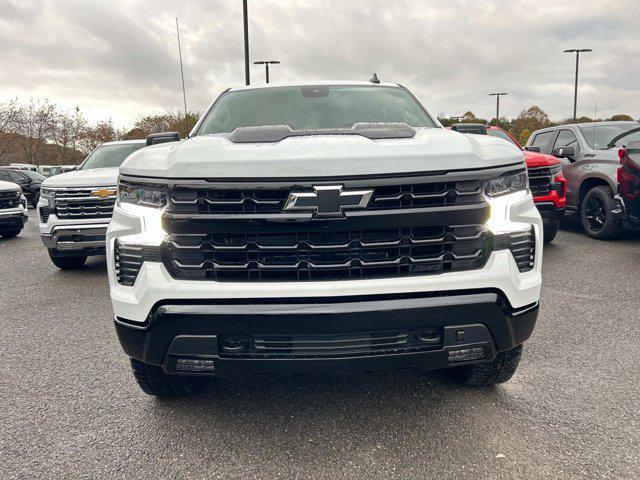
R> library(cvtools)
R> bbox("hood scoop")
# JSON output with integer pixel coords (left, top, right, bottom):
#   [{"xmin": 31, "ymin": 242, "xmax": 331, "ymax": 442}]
[{"xmin": 226, "ymin": 122, "xmax": 416, "ymax": 144}]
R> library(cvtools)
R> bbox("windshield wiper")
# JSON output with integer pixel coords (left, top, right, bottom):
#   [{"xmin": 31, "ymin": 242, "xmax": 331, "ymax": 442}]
[
  {"xmin": 607, "ymin": 126, "xmax": 640, "ymax": 149},
  {"xmin": 226, "ymin": 122, "xmax": 417, "ymax": 143}
]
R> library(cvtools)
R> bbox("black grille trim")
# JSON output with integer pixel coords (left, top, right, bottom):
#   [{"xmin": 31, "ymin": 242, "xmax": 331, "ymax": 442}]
[
  {"xmin": 166, "ymin": 181, "xmax": 483, "ymax": 215},
  {"xmin": 527, "ymin": 166, "xmax": 552, "ymax": 197},
  {"xmin": 0, "ymin": 190, "xmax": 20, "ymax": 210},
  {"xmin": 114, "ymin": 242, "xmax": 161, "ymax": 286},
  {"xmin": 495, "ymin": 227, "xmax": 536, "ymax": 273},
  {"xmin": 162, "ymin": 223, "xmax": 491, "ymax": 282}
]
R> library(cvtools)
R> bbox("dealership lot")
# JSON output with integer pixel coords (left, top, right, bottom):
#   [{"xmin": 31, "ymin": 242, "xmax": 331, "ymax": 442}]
[{"xmin": 1, "ymin": 219, "xmax": 639, "ymax": 479}]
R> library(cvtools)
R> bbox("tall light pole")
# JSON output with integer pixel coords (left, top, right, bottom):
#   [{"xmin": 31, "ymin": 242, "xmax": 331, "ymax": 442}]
[
  {"xmin": 175, "ymin": 18, "xmax": 188, "ymax": 135},
  {"xmin": 489, "ymin": 92, "xmax": 508, "ymax": 122},
  {"xmin": 564, "ymin": 48, "xmax": 592, "ymax": 121},
  {"xmin": 254, "ymin": 60, "xmax": 280, "ymax": 83},
  {"xmin": 243, "ymin": 0, "xmax": 250, "ymax": 85}
]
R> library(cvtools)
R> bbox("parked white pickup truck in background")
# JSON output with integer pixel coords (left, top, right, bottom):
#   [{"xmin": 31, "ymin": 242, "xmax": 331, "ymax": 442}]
[
  {"xmin": 37, "ymin": 140, "xmax": 145, "ymax": 269},
  {"xmin": 0, "ymin": 179, "xmax": 28, "ymax": 238}
]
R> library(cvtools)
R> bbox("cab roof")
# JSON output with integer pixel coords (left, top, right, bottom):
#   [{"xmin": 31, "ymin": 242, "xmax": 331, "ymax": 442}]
[{"xmin": 228, "ymin": 80, "xmax": 401, "ymax": 92}]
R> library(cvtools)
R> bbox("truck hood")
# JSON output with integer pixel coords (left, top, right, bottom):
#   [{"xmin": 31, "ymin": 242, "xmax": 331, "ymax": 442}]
[
  {"xmin": 523, "ymin": 151, "xmax": 560, "ymax": 168},
  {"xmin": 41, "ymin": 168, "xmax": 119, "ymax": 188},
  {"xmin": 0, "ymin": 179, "xmax": 21, "ymax": 192},
  {"xmin": 120, "ymin": 128, "xmax": 525, "ymax": 179}
]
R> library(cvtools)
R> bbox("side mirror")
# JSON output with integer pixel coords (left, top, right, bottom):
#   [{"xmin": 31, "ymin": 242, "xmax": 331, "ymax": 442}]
[
  {"xmin": 146, "ymin": 131, "xmax": 181, "ymax": 146},
  {"xmin": 553, "ymin": 146, "xmax": 575, "ymax": 160},
  {"xmin": 524, "ymin": 146, "xmax": 541, "ymax": 153}
]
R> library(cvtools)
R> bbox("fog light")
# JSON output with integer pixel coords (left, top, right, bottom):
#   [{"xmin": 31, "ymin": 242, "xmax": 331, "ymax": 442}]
[
  {"xmin": 448, "ymin": 347, "xmax": 485, "ymax": 363},
  {"xmin": 175, "ymin": 358, "xmax": 216, "ymax": 373}
]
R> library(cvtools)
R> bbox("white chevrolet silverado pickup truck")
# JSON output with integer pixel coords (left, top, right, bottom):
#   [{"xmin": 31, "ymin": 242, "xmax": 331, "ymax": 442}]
[
  {"xmin": 38, "ymin": 140, "xmax": 145, "ymax": 269},
  {"xmin": 0, "ymin": 179, "xmax": 28, "ymax": 238},
  {"xmin": 107, "ymin": 81, "xmax": 542, "ymax": 397}
]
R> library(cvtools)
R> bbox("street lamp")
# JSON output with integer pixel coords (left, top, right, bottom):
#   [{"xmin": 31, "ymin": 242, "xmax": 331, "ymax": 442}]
[
  {"xmin": 243, "ymin": 0, "xmax": 250, "ymax": 85},
  {"xmin": 564, "ymin": 49, "xmax": 592, "ymax": 121},
  {"xmin": 489, "ymin": 92, "xmax": 508, "ymax": 122},
  {"xmin": 254, "ymin": 60, "xmax": 280, "ymax": 83}
]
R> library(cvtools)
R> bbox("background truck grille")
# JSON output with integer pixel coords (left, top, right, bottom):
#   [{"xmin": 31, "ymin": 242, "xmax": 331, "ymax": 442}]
[
  {"xmin": 162, "ymin": 224, "xmax": 490, "ymax": 282},
  {"xmin": 53, "ymin": 188, "xmax": 116, "ymax": 220},
  {"xmin": 166, "ymin": 180, "xmax": 484, "ymax": 215},
  {"xmin": 527, "ymin": 166, "xmax": 552, "ymax": 197},
  {"xmin": 0, "ymin": 191, "xmax": 20, "ymax": 209}
]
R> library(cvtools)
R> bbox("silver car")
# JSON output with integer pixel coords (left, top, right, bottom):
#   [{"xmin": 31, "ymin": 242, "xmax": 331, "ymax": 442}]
[{"xmin": 526, "ymin": 121, "xmax": 640, "ymax": 239}]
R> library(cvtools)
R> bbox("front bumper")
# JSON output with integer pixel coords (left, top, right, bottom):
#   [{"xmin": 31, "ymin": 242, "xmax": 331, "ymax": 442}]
[
  {"xmin": 37, "ymin": 196, "xmax": 110, "ymax": 254},
  {"xmin": 614, "ymin": 194, "xmax": 640, "ymax": 230},
  {"xmin": 40, "ymin": 224, "xmax": 109, "ymax": 253},
  {"xmin": 535, "ymin": 202, "xmax": 565, "ymax": 225},
  {"xmin": 115, "ymin": 290, "xmax": 538, "ymax": 376},
  {"xmin": 0, "ymin": 201, "xmax": 28, "ymax": 231}
]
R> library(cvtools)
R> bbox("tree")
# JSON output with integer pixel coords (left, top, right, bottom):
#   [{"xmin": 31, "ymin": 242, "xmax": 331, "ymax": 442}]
[
  {"xmin": 489, "ymin": 117, "xmax": 512, "ymax": 131},
  {"xmin": 49, "ymin": 106, "xmax": 88, "ymax": 164},
  {"xmin": 133, "ymin": 110, "xmax": 199, "ymax": 139},
  {"xmin": 512, "ymin": 106, "xmax": 551, "ymax": 138},
  {"xmin": 0, "ymin": 99, "xmax": 20, "ymax": 159},
  {"xmin": 80, "ymin": 120, "xmax": 120, "ymax": 154},
  {"xmin": 14, "ymin": 99, "xmax": 56, "ymax": 165},
  {"xmin": 606, "ymin": 114, "xmax": 634, "ymax": 122},
  {"xmin": 518, "ymin": 128, "xmax": 532, "ymax": 146}
]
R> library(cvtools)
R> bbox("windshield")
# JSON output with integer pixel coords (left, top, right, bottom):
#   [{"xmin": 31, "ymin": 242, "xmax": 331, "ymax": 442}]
[
  {"xmin": 20, "ymin": 170, "xmax": 46, "ymax": 181},
  {"xmin": 487, "ymin": 128, "xmax": 520, "ymax": 148},
  {"xmin": 197, "ymin": 85, "xmax": 437, "ymax": 135},
  {"xmin": 579, "ymin": 123, "xmax": 640, "ymax": 150},
  {"xmin": 80, "ymin": 144, "xmax": 144, "ymax": 170}
]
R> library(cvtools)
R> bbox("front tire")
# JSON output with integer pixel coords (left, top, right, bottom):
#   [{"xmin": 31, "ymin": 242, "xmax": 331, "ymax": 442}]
[
  {"xmin": 543, "ymin": 221, "xmax": 559, "ymax": 243},
  {"xmin": 580, "ymin": 186, "xmax": 622, "ymax": 240},
  {"xmin": 130, "ymin": 358, "xmax": 210, "ymax": 397},
  {"xmin": 47, "ymin": 249, "xmax": 87, "ymax": 269},
  {"xmin": 0, "ymin": 229, "xmax": 21, "ymax": 238},
  {"xmin": 447, "ymin": 345, "xmax": 523, "ymax": 387}
]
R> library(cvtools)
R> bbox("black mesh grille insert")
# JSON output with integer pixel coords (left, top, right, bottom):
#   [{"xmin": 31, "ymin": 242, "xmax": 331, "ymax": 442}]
[{"xmin": 218, "ymin": 328, "xmax": 444, "ymax": 359}]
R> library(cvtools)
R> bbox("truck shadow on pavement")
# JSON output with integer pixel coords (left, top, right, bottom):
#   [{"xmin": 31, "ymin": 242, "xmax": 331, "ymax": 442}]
[{"xmin": 139, "ymin": 370, "xmax": 521, "ymax": 461}]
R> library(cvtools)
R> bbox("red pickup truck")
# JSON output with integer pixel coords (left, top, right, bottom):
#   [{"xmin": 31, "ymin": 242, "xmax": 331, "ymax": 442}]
[
  {"xmin": 450, "ymin": 124, "xmax": 566, "ymax": 242},
  {"xmin": 615, "ymin": 131, "xmax": 640, "ymax": 230}
]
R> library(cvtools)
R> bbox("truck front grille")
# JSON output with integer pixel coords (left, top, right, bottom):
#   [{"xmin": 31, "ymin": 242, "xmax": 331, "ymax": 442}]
[
  {"xmin": 527, "ymin": 166, "xmax": 552, "ymax": 197},
  {"xmin": 53, "ymin": 188, "xmax": 116, "ymax": 220},
  {"xmin": 166, "ymin": 180, "xmax": 484, "ymax": 215},
  {"xmin": 0, "ymin": 191, "xmax": 19, "ymax": 209},
  {"xmin": 162, "ymin": 224, "xmax": 490, "ymax": 282}
]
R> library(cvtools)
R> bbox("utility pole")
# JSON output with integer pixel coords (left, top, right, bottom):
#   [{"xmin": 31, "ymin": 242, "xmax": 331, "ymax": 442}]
[
  {"xmin": 243, "ymin": 0, "xmax": 250, "ymax": 85},
  {"xmin": 176, "ymin": 18, "xmax": 188, "ymax": 136},
  {"xmin": 489, "ymin": 92, "xmax": 508, "ymax": 122},
  {"xmin": 254, "ymin": 60, "xmax": 280, "ymax": 83},
  {"xmin": 564, "ymin": 49, "xmax": 592, "ymax": 121}
]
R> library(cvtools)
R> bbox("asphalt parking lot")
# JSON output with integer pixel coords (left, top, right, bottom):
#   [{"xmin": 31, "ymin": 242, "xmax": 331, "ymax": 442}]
[{"xmin": 1, "ymin": 218, "xmax": 639, "ymax": 479}]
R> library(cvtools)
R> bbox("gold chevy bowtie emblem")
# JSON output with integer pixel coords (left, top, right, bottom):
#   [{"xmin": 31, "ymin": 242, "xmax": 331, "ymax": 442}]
[{"xmin": 91, "ymin": 188, "xmax": 116, "ymax": 198}]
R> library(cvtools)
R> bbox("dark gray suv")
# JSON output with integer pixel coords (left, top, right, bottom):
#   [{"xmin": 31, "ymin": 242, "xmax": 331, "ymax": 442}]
[{"xmin": 526, "ymin": 121, "xmax": 640, "ymax": 239}]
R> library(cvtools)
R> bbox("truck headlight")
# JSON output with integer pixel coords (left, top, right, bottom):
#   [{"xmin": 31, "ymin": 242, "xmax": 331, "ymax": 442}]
[
  {"xmin": 484, "ymin": 170, "xmax": 528, "ymax": 197},
  {"xmin": 40, "ymin": 187, "xmax": 55, "ymax": 198},
  {"xmin": 117, "ymin": 180, "xmax": 167, "ymax": 208}
]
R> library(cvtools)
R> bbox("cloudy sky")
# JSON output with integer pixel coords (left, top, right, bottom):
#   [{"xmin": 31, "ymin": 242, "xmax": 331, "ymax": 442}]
[{"xmin": 1, "ymin": 0, "xmax": 638, "ymax": 127}]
